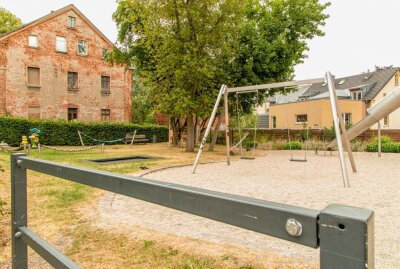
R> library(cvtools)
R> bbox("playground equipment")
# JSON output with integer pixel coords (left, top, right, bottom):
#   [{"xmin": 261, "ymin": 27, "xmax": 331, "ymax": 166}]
[
  {"xmin": 230, "ymin": 131, "xmax": 249, "ymax": 156},
  {"xmin": 26, "ymin": 128, "xmax": 42, "ymax": 154},
  {"xmin": 328, "ymin": 85, "xmax": 400, "ymax": 157},
  {"xmin": 287, "ymin": 128, "xmax": 309, "ymax": 162},
  {"xmin": 193, "ymin": 72, "xmax": 356, "ymax": 188},
  {"xmin": 41, "ymin": 144, "xmax": 104, "ymax": 153},
  {"xmin": 234, "ymin": 91, "xmax": 258, "ymax": 159},
  {"xmin": 77, "ymin": 130, "xmax": 125, "ymax": 146}
]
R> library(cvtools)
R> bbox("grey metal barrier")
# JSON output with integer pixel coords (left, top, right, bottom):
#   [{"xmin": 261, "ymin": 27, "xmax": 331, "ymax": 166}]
[{"xmin": 10, "ymin": 153, "xmax": 374, "ymax": 269}]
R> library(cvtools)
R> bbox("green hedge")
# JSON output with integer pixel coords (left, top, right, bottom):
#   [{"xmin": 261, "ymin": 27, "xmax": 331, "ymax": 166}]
[
  {"xmin": 281, "ymin": 141, "xmax": 303, "ymax": 150},
  {"xmin": 0, "ymin": 117, "xmax": 168, "ymax": 146},
  {"xmin": 366, "ymin": 142, "xmax": 400, "ymax": 153}
]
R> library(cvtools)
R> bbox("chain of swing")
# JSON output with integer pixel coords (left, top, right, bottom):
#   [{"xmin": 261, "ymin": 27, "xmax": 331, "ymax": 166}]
[{"xmin": 234, "ymin": 90, "xmax": 259, "ymax": 159}]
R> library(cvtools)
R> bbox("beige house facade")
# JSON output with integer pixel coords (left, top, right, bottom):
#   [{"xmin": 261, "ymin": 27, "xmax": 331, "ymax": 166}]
[
  {"xmin": 269, "ymin": 99, "xmax": 365, "ymax": 130},
  {"xmin": 266, "ymin": 67, "xmax": 400, "ymax": 130}
]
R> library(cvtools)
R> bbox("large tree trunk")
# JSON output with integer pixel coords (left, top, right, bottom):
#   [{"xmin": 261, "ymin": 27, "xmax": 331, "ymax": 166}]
[
  {"xmin": 209, "ymin": 113, "xmax": 222, "ymax": 151},
  {"xmin": 186, "ymin": 113, "xmax": 195, "ymax": 152}
]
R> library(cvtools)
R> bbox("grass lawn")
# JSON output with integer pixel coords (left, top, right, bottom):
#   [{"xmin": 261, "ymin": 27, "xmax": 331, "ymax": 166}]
[{"xmin": 0, "ymin": 143, "xmax": 279, "ymax": 269}]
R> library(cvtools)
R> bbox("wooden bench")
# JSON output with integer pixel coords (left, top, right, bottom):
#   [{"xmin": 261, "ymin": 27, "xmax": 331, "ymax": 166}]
[{"xmin": 124, "ymin": 133, "xmax": 149, "ymax": 144}]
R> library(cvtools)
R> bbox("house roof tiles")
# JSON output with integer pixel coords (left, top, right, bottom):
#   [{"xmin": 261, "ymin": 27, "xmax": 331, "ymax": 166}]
[{"xmin": 301, "ymin": 68, "xmax": 399, "ymax": 101}]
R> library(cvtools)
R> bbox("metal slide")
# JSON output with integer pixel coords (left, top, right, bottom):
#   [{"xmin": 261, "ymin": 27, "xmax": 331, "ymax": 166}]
[{"xmin": 328, "ymin": 86, "xmax": 400, "ymax": 148}]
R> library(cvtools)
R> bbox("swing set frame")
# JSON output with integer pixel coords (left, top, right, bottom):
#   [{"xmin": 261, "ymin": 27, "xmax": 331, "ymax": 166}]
[{"xmin": 192, "ymin": 72, "xmax": 356, "ymax": 188}]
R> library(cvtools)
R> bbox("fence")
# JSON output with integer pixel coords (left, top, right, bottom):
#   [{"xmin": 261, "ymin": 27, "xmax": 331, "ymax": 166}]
[{"xmin": 11, "ymin": 153, "xmax": 374, "ymax": 268}]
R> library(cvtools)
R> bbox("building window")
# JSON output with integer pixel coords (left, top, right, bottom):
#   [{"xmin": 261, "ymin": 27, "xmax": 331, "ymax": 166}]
[
  {"xmin": 77, "ymin": 40, "xmax": 88, "ymax": 56},
  {"xmin": 296, "ymin": 114, "xmax": 308, "ymax": 124},
  {"xmin": 102, "ymin": 48, "xmax": 108, "ymax": 60},
  {"xmin": 101, "ymin": 76, "xmax": 110, "ymax": 93},
  {"xmin": 395, "ymin": 73, "xmax": 400, "ymax": 86},
  {"xmin": 68, "ymin": 108, "xmax": 78, "ymax": 121},
  {"xmin": 351, "ymin": 90, "xmax": 362, "ymax": 100},
  {"xmin": 56, "ymin": 36, "xmax": 67, "ymax": 53},
  {"xmin": 67, "ymin": 72, "xmax": 78, "ymax": 90},
  {"xmin": 271, "ymin": 116, "xmax": 277, "ymax": 129},
  {"xmin": 101, "ymin": 109, "xmax": 111, "ymax": 122},
  {"xmin": 28, "ymin": 106, "xmax": 40, "ymax": 119},
  {"xmin": 68, "ymin": 16, "xmax": 76, "ymax": 28},
  {"xmin": 28, "ymin": 35, "xmax": 38, "ymax": 48},
  {"xmin": 342, "ymin": 113, "xmax": 352, "ymax": 126},
  {"xmin": 384, "ymin": 115, "xmax": 389, "ymax": 126},
  {"xmin": 27, "ymin": 67, "xmax": 40, "ymax": 86}
]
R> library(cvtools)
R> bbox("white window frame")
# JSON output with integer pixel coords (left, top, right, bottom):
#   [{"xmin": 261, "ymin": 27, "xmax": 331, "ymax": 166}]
[
  {"xmin": 68, "ymin": 16, "xmax": 76, "ymax": 28},
  {"xmin": 102, "ymin": 48, "xmax": 108, "ymax": 60},
  {"xmin": 56, "ymin": 36, "xmax": 67, "ymax": 53},
  {"xmin": 384, "ymin": 115, "xmax": 389, "ymax": 127},
  {"xmin": 351, "ymin": 90, "xmax": 362, "ymax": 100},
  {"xmin": 295, "ymin": 114, "xmax": 308, "ymax": 124},
  {"xmin": 28, "ymin": 35, "xmax": 38, "ymax": 48},
  {"xmin": 77, "ymin": 40, "xmax": 88, "ymax": 56},
  {"xmin": 271, "ymin": 116, "xmax": 277, "ymax": 129},
  {"xmin": 342, "ymin": 113, "xmax": 352, "ymax": 126}
]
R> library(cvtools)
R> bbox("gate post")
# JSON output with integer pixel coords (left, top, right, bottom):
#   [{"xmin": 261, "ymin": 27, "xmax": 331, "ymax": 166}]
[
  {"xmin": 11, "ymin": 153, "xmax": 28, "ymax": 269},
  {"xmin": 319, "ymin": 204, "xmax": 374, "ymax": 269}
]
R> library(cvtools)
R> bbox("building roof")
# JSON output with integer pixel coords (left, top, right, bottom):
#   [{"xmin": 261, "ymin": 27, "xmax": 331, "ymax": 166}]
[
  {"xmin": 301, "ymin": 67, "xmax": 399, "ymax": 101},
  {"xmin": 268, "ymin": 85, "xmax": 310, "ymax": 104},
  {"xmin": 0, "ymin": 4, "xmax": 114, "ymax": 47}
]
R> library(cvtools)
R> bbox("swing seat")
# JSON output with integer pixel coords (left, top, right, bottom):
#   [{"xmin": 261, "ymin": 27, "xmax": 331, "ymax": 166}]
[
  {"xmin": 241, "ymin": 156, "xmax": 255, "ymax": 160},
  {"xmin": 290, "ymin": 158, "xmax": 307, "ymax": 162}
]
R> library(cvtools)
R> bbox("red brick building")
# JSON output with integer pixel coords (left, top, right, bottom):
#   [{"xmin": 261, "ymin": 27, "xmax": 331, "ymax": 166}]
[{"xmin": 0, "ymin": 5, "xmax": 132, "ymax": 122}]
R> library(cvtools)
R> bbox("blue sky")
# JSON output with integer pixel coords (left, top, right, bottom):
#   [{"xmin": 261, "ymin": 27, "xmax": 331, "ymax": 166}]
[{"xmin": 2, "ymin": 0, "xmax": 399, "ymax": 80}]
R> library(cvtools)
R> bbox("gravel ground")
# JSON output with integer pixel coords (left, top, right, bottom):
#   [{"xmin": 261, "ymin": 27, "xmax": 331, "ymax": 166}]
[{"xmin": 98, "ymin": 151, "xmax": 400, "ymax": 268}]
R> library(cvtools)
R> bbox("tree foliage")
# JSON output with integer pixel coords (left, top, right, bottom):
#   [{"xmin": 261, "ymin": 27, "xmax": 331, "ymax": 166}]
[
  {"xmin": 110, "ymin": 0, "xmax": 330, "ymax": 151},
  {"xmin": 0, "ymin": 7, "xmax": 22, "ymax": 36}
]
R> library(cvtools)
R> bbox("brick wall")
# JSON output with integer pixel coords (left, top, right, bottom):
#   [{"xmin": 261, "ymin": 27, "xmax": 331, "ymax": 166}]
[
  {"xmin": 0, "ymin": 41, "xmax": 6, "ymax": 115},
  {"xmin": 1, "ymin": 8, "xmax": 132, "ymax": 122}
]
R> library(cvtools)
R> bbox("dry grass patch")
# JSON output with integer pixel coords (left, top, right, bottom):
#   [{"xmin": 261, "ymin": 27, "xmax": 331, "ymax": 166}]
[{"xmin": 0, "ymin": 143, "xmax": 311, "ymax": 268}]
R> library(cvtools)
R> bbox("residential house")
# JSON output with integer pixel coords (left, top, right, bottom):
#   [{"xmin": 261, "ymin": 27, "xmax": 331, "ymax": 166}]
[
  {"xmin": 0, "ymin": 5, "xmax": 132, "ymax": 122},
  {"xmin": 268, "ymin": 67, "xmax": 400, "ymax": 130}
]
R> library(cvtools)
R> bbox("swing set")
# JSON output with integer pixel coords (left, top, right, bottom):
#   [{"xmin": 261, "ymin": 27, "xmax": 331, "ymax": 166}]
[{"xmin": 192, "ymin": 72, "xmax": 357, "ymax": 188}]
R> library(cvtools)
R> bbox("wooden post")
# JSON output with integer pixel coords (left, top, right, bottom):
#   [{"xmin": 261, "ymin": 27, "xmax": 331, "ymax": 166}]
[
  {"xmin": 332, "ymin": 84, "xmax": 357, "ymax": 173},
  {"xmin": 192, "ymin": 85, "xmax": 226, "ymax": 173},
  {"xmin": 78, "ymin": 131, "xmax": 85, "ymax": 147},
  {"xmin": 224, "ymin": 86, "xmax": 231, "ymax": 165},
  {"xmin": 326, "ymin": 72, "xmax": 350, "ymax": 188},
  {"xmin": 378, "ymin": 121, "xmax": 382, "ymax": 157},
  {"xmin": 130, "ymin": 130, "xmax": 137, "ymax": 148}
]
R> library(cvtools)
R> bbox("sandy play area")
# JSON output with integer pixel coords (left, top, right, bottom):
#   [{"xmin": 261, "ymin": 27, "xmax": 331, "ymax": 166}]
[{"xmin": 98, "ymin": 151, "xmax": 400, "ymax": 268}]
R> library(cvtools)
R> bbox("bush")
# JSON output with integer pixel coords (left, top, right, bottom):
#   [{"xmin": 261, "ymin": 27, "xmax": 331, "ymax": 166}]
[
  {"xmin": 366, "ymin": 141, "xmax": 400, "ymax": 153},
  {"xmin": 372, "ymin": 135, "xmax": 392, "ymax": 144},
  {"xmin": 296, "ymin": 128, "xmax": 312, "ymax": 142},
  {"xmin": 281, "ymin": 141, "xmax": 303, "ymax": 150},
  {"xmin": 0, "ymin": 117, "xmax": 168, "ymax": 146},
  {"xmin": 244, "ymin": 140, "xmax": 258, "ymax": 149},
  {"xmin": 322, "ymin": 127, "xmax": 336, "ymax": 141}
]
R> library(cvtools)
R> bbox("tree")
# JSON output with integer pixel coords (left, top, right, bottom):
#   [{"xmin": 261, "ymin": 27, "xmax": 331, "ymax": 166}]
[
  {"xmin": 111, "ymin": 0, "xmax": 242, "ymax": 151},
  {"xmin": 110, "ymin": 0, "xmax": 329, "ymax": 151},
  {"xmin": 226, "ymin": 0, "xmax": 330, "ymax": 112},
  {"xmin": 131, "ymin": 74, "xmax": 154, "ymax": 124},
  {"xmin": 0, "ymin": 7, "xmax": 22, "ymax": 35}
]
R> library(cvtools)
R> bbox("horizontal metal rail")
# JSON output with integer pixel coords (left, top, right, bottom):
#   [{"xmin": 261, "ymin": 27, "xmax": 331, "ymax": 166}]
[
  {"xmin": 227, "ymin": 78, "xmax": 325, "ymax": 93},
  {"xmin": 17, "ymin": 227, "xmax": 80, "ymax": 269},
  {"xmin": 11, "ymin": 154, "xmax": 374, "ymax": 269},
  {"xmin": 16, "ymin": 156, "xmax": 319, "ymax": 247}
]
